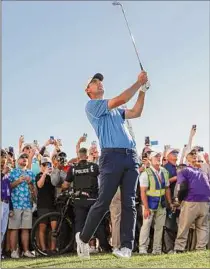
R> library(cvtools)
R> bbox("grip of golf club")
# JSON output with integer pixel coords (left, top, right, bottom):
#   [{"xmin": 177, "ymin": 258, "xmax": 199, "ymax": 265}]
[{"xmin": 145, "ymin": 80, "xmax": 151, "ymax": 89}]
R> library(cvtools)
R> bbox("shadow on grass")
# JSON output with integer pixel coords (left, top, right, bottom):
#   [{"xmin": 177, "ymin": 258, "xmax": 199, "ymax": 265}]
[{"xmin": 14, "ymin": 256, "xmax": 111, "ymax": 268}]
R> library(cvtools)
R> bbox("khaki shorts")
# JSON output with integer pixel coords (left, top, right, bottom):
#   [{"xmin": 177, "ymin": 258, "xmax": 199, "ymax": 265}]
[{"xmin": 8, "ymin": 209, "xmax": 32, "ymax": 229}]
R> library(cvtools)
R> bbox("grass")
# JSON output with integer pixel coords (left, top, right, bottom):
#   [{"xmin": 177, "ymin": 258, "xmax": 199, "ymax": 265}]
[{"xmin": 1, "ymin": 251, "xmax": 210, "ymax": 268}]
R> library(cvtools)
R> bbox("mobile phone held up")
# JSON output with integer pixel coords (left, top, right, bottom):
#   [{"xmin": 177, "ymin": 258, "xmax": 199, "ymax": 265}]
[
  {"xmin": 8, "ymin": 146, "xmax": 14, "ymax": 153},
  {"xmin": 48, "ymin": 163, "xmax": 52, "ymax": 168},
  {"xmin": 192, "ymin": 125, "xmax": 196, "ymax": 130},
  {"xmin": 91, "ymin": 141, "xmax": 97, "ymax": 148},
  {"xmin": 50, "ymin": 136, "xmax": 54, "ymax": 143},
  {"xmin": 145, "ymin": 136, "xmax": 150, "ymax": 146},
  {"xmin": 57, "ymin": 139, "xmax": 62, "ymax": 147},
  {"xmin": 33, "ymin": 140, "xmax": 38, "ymax": 146},
  {"xmin": 83, "ymin": 133, "xmax": 87, "ymax": 138},
  {"xmin": 150, "ymin": 140, "xmax": 158, "ymax": 146}
]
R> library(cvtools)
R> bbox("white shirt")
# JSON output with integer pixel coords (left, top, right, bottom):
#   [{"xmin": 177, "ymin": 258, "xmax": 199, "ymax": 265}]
[{"xmin": 139, "ymin": 166, "xmax": 170, "ymax": 188}]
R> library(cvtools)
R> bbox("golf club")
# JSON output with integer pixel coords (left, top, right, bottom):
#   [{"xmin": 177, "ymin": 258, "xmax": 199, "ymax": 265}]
[{"xmin": 112, "ymin": 1, "xmax": 150, "ymax": 89}]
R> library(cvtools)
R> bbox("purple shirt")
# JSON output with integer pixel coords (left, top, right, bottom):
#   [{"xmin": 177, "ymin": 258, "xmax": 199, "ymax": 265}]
[
  {"xmin": 1, "ymin": 173, "xmax": 11, "ymax": 201},
  {"xmin": 177, "ymin": 166, "xmax": 210, "ymax": 202}
]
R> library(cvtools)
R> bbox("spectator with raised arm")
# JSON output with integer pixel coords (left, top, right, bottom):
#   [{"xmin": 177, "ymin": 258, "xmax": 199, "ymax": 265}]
[
  {"xmin": 174, "ymin": 149, "xmax": 210, "ymax": 253},
  {"xmin": 8, "ymin": 153, "xmax": 36, "ymax": 259}
]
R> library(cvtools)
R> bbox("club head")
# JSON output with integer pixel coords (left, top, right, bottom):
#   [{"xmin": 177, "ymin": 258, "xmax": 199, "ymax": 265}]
[{"xmin": 112, "ymin": 1, "xmax": 122, "ymax": 7}]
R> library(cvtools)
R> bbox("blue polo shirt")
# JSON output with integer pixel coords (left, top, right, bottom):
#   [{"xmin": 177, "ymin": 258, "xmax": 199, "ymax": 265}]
[{"xmin": 85, "ymin": 99, "xmax": 136, "ymax": 149}]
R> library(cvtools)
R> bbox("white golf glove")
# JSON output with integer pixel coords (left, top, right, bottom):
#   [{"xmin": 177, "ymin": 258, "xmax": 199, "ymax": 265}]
[{"xmin": 140, "ymin": 81, "xmax": 151, "ymax": 93}]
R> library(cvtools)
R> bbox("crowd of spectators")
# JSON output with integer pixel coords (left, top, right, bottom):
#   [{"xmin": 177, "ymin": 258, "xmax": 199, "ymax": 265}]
[{"xmin": 1, "ymin": 125, "xmax": 210, "ymax": 259}]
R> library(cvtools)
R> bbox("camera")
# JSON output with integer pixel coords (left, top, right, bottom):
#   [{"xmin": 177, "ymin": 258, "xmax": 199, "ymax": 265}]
[
  {"xmin": 197, "ymin": 146, "xmax": 204, "ymax": 152},
  {"xmin": 57, "ymin": 152, "xmax": 67, "ymax": 165}
]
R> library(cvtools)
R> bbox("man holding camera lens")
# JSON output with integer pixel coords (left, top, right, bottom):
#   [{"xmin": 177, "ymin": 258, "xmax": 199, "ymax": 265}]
[{"xmin": 51, "ymin": 152, "xmax": 68, "ymax": 196}]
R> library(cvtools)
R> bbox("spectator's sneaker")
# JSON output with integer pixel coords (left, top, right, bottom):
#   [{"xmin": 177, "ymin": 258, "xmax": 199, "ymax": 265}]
[
  {"xmin": 89, "ymin": 246, "xmax": 99, "ymax": 254},
  {"xmin": 75, "ymin": 232, "xmax": 90, "ymax": 259},
  {"xmin": 112, "ymin": 248, "xmax": 120, "ymax": 255},
  {"xmin": 152, "ymin": 251, "xmax": 162, "ymax": 255},
  {"xmin": 113, "ymin": 247, "xmax": 132, "ymax": 259},
  {"xmin": 139, "ymin": 249, "xmax": 148, "ymax": 255},
  {"xmin": 23, "ymin": 250, "xmax": 35, "ymax": 258},
  {"xmin": 11, "ymin": 250, "xmax": 20, "ymax": 259},
  {"xmin": 174, "ymin": 250, "xmax": 184, "ymax": 254}
]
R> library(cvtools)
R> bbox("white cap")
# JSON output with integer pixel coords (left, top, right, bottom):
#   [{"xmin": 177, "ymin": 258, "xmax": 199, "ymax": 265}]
[
  {"xmin": 40, "ymin": 156, "xmax": 52, "ymax": 164},
  {"xmin": 149, "ymin": 151, "xmax": 162, "ymax": 159},
  {"xmin": 166, "ymin": 148, "xmax": 180, "ymax": 158}
]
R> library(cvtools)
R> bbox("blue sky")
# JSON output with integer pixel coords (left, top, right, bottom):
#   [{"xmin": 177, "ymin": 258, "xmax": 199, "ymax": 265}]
[{"xmin": 2, "ymin": 1, "xmax": 209, "ymax": 158}]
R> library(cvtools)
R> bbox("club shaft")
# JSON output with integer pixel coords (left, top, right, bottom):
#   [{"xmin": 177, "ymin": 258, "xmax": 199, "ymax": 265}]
[{"xmin": 119, "ymin": 5, "xmax": 144, "ymax": 71}]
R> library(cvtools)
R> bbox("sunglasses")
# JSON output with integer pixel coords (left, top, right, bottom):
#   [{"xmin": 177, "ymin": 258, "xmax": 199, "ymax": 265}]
[
  {"xmin": 42, "ymin": 162, "xmax": 51, "ymax": 167},
  {"xmin": 24, "ymin": 146, "xmax": 31, "ymax": 150},
  {"xmin": 20, "ymin": 155, "xmax": 28, "ymax": 159},
  {"xmin": 171, "ymin": 151, "xmax": 179, "ymax": 155}
]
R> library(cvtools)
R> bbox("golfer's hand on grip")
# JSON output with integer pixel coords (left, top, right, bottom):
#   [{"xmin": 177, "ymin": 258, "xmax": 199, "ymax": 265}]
[
  {"xmin": 138, "ymin": 71, "xmax": 148, "ymax": 85},
  {"xmin": 138, "ymin": 71, "xmax": 150, "ymax": 92}
]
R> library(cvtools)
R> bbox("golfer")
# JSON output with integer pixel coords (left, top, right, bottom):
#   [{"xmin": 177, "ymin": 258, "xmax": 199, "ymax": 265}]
[{"xmin": 76, "ymin": 71, "xmax": 149, "ymax": 259}]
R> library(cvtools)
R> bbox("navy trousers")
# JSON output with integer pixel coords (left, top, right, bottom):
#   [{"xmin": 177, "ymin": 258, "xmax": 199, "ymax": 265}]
[{"xmin": 80, "ymin": 148, "xmax": 139, "ymax": 250}]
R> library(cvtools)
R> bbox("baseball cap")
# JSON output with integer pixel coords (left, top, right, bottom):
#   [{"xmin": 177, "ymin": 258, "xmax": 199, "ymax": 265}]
[
  {"xmin": 40, "ymin": 156, "xmax": 52, "ymax": 165},
  {"xmin": 166, "ymin": 148, "xmax": 180, "ymax": 157},
  {"xmin": 185, "ymin": 148, "xmax": 197, "ymax": 157},
  {"xmin": 79, "ymin": 147, "xmax": 88, "ymax": 154},
  {"xmin": 149, "ymin": 151, "xmax": 162, "ymax": 159},
  {"xmin": 85, "ymin": 73, "xmax": 104, "ymax": 90},
  {"xmin": 22, "ymin": 143, "xmax": 32, "ymax": 150},
  {"xmin": 17, "ymin": 153, "xmax": 29, "ymax": 160}
]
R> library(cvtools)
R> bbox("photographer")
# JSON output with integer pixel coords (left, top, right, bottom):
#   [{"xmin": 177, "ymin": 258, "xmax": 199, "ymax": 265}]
[
  {"xmin": 51, "ymin": 152, "xmax": 68, "ymax": 197},
  {"xmin": 62, "ymin": 148, "xmax": 111, "ymax": 253}
]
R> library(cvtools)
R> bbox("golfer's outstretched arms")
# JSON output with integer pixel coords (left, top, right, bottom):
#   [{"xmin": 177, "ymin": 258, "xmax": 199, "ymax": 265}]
[{"xmin": 108, "ymin": 71, "xmax": 148, "ymax": 110}]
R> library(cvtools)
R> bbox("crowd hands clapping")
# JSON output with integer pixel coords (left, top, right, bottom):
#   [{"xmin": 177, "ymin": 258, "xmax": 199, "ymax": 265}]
[{"xmin": 1, "ymin": 125, "xmax": 210, "ymax": 259}]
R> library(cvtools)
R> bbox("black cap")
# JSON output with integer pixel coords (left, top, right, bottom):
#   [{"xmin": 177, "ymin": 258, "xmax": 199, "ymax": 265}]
[
  {"xmin": 92, "ymin": 73, "xmax": 104, "ymax": 82},
  {"xmin": 79, "ymin": 148, "xmax": 87, "ymax": 154},
  {"xmin": 58, "ymin": 152, "xmax": 67, "ymax": 158}
]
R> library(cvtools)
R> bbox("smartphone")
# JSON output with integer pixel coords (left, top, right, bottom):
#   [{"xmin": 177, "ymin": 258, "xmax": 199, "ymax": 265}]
[
  {"xmin": 48, "ymin": 163, "xmax": 52, "ymax": 168},
  {"xmin": 192, "ymin": 125, "xmax": 197, "ymax": 129},
  {"xmin": 164, "ymin": 145, "xmax": 171, "ymax": 151},
  {"xmin": 83, "ymin": 133, "xmax": 87, "ymax": 138},
  {"xmin": 50, "ymin": 136, "xmax": 54, "ymax": 141},
  {"xmin": 151, "ymin": 140, "xmax": 158, "ymax": 146},
  {"xmin": 57, "ymin": 139, "xmax": 62, "ymax": 146},
  {"xmin": 145, "ymin": 136, "xmax": 150, "ymax": 146},
  {"xmin": 91, "ymin": 141, "xmax": 97, "ymax": 148},
  {"xmin": 33, "ymin": 140, "xmax": 38, "ymax": 146},
  {"xmin": 197, "ymin": 146, "xmax": 204, "ymax": 152},
  {"xmin": 9, "ymin": 146, "xmax": 14, "ymax": 153}
]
